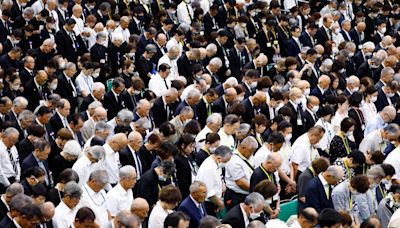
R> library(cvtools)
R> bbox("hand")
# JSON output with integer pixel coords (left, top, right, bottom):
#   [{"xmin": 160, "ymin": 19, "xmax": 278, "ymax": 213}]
[
  {"xmin": 225, "ymin": 69, "xmax": 231, "ymax": 76},
  {"xmin": 288, "ymin": 180, "xmax": 297, "ymax": 189},
  {"xmin": 217, "ymin": 200, "xmax": 225, "ymax": 211},
  {"xmin": 271, "ymin": 209, "xmax": 279, "ymax": 218}
]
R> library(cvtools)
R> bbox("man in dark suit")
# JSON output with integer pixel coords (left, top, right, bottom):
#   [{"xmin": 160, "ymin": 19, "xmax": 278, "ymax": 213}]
[
  {"xmin": 0, "ymin": 10, "xmax": 12, "ymax": 43},
  {"xmin": 93, "ymin": 2, "xmax": 111, "ymax": 25},
  {"xmin": 299, "ymin": 23, "xmax": 318, "ymax": 48},
  {"xmin": 213, "ymin": 29, "xmax": 230, "ymax": 81},
  {"xmin": 136, "ymin": 27, "xmax": 156, "ymax": 58},
  {"xmin": 50, "ymin": 99, "xmax": 70, "ymax": 134},
  {"xmin": 240, "ymin": 92, "xmax": 268, "ymax": 124},
  {"xmin": 55, "ymin": 19, "xmax": 86, "ymax": 63},
  {"xmin": 221, "ymin": 192, "xmax": 265, "ymax": 228},
  {"xmin": 151, "ymin": 89, "xmax": 178, "ymax": 127},
  {"xmin": 55, "ymin": 63, "xmax": 78, "ymax": 113},
  {"xmin": 375, "ymin": 83, "xmax": 397, "ymax": 112},
  {"xmin": 136, "ymin": 44, "xmax": 157, "ymax": 86},
  {"xmin": 203, "ymin": 5, "xmax": 219, "ymax": 39},
  {"xmin": 301, "ymin": 48, "xmax": 320, "ymax": 88},
  {"xmin": 216, "ymin": 0, "xmax": 235, "ymax": 28},
  {"xmin": 23, "ymin": 70, "xmax": 47, "ymax": 112},
  {"xmin": 284, "ymin": 88, "xmax": 306, "ymax": 143},
  {"xmin": 228, "ymin": 37, "xmax": 247, "ymax": 80},
  {"xmin": 0, "ymin": 47, "xmax": 22, "ymax": 70},
  {"xmin": 34, "ymin": 106, "xmax": 55, "ymax": 142},
  {"xmin": 286, "ymin": 26, "xmax": 302, "ymax": 57},
  {"xmin": 315, "ymin": 15, "xmax": 333, "ymax": 49},
  {"xmin": 20, "ymin": 139, "xmax": 52, "ymax": 187},
  {"xmin": 304, "ymin": 165, "xmax": 344, "ymax": 212},
  {"xmin": 19, "ymin": 55, "xmax": 35, "ymax": 84},
  {"xmin": 103, "ymin": 77, "xmax": 126, "ymax": 120},
  {"xmin": 177, "ymin": 181, "xmax": 208, "ymax": 228},
  {"xmin": 310, "ymin": 75, "xmax": 331, "ymax": 104},
  {"xmin": 119, "ymin": 131, "xmax": 144, "ymax": 180},
  {"xmin": 357, "ymin": 58, "xmax": 374, "ymax": 79},
  {"xmin": 303, "ymin": 96, "xmax": 320, "ymax": 132},
  {"xmin": 196, "ymin": 89, "xmax": 219, "ymax": 128},
  {"xmin": 79, "ymin": 83, "xmax": 105, "ymax": 113},
  {"xmin": 349, "ymin": 22, "xmax": 365, "ymax": 50},
  {"xmin": 211, "ymin": 87, "xmax": 236, "ymax": 119}
]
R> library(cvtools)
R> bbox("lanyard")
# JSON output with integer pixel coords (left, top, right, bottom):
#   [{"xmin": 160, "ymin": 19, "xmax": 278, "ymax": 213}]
[
  {"xmin": 339, "ymin": 132, "xmax": 351, "ymax": 155},
  {"xmin": 309, "ymin": 166, "xmax": 316, "ymax": 177},
  {"xmin": 203, "ymin": 147, "xmax": 211, "ymax": 156},
  {"xmin": 344, "ymin": 161, "xmax": 352, "ymax": 179},
  {"xmin": 349, "ymin": 191, "xmax": 353, "ymax": 210},
  {"xmin": 279, "ymin": 25, "xmax": 289, "ymax": 38},
  {"xmin": 260, "ymin": 164, "xmax": 274, "ymax": 184},
  {"xmin": 235, "ymin": 153, "xmax": 254, "ymax": 171},
  {"xmin": 378, "ymin": 184, "xmax": 387, "ymax": 198},
  {"xmin": 363, "ymin": 164, "xmax": 370, "ymax": 175}
]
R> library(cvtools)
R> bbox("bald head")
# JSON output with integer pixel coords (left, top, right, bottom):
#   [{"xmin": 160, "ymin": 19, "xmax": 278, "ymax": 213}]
[
  {"xmin": 289, "ymin": 87, "xmax": 302, "ymax": 102},
  {"xmin": 381, "ymin": 106, "xmax": 396, "ymax": 123},
  {"xmin": 224, "ymin": 87, "xmax": 237, "ymax": 103},
  {"xmin": 40, "ymin": 202, "xmax": 55, "ymax": 220},
  {"xmin": 128, "ymin": 131, "xmax": 143, "ymax": 151},
  {"xmin": 93, "ymin": 107, "xmax": 107, "ymax": 122},
  {"xmin": 109, "ymin": 133, "xmax": 128, "ymax": 152},
  {"xmin": 382, "ymin": 36, "xmax": 393, "ymax": 47},
  {"xmin": 318, "ymin": 75, "xmax": 331, "ymax": 90},
  {"xmin": 346, "ymin": 75, "xmax": 360, "ymax": 91},
  {"xmin": 131, "ymin": 198, "xmax": 150, "ymax": 221},
  {"xmin": 307, "ymin": 96, "xmax": 320, "ymax": 108}
]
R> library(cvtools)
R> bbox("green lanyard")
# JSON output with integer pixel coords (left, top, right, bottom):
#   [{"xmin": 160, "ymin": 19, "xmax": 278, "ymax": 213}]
[
  {"xmin": 260, "ymin": 164, "xmax": 274, "ymax": 184},
  {"xmin": 339, "ymin": 132, "xmax": 351, "ymax": 155}
]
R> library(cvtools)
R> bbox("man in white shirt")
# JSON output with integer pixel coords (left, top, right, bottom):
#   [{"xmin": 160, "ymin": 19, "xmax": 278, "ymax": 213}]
[
  {"xmin": 158, "ymin": 45, "xmax": 180, "ymax": 80},
  {"xmin": 53, "ymin": 181, "xmax": 82, "ymax": 228},
  {"xmin": 196, "ymin": 145, "xmax": 232, "ymax": 216},
  {"xmin": 148, "ymin": 63, "xmax": 171, "ymax": 97},
  {"xmin": 195, "ymin": 113, "xmax": 222, "ymax": 151},
  {"xmin": 364, "ymin": 106, "xmax": 396, "ymax": 136},
  {"xmin": 291, "ymin": 126, "xmax": 325, "ymax": 179},
  {"xmin": 72, "ymin": 145, "xmax": 105, "ymax": 186},
  {"xmin": 80, "ymin": 170, "xmax": 110, "ymax": 227},
  {"xmin": 177, "ymin": 0, "xmax": 193, "ymax": 25},
  {"xmin": 130, "ymin": 198, "xmax": 150, "ymax": 227},
  {"xmin": 101, "ymin": 133, "xmax": 128, "ymax": 185},
  {"xmin": 359, "ymin": 124, "xmax": 399, "ymax": 154},
  {"xmin": 31, "ymin": 0, "xmax": 45, "ymax": 14},
  {"xmin": 254, "ymin": 132, "xmax": 285, "ymax": 167},
  {"xmin": 290, "ymin": 207, "xmax": 319, "ymax": 228},
  {"xmin": 71, "ymin": 5, "xmax": 84, "ymax": 36},
  {"xmin": 225, "ymin": 137, "xmax": 258, "ymax": 210},
  {"xmin": 113, "ymin": 16, "xmax": 130, "ymax": 43},
  {"xmin": 0, "ymin": 127, "xmax": 21, "ymax": 187},
  {"xmin": 107, "ymin": 165, "xmax": 137, "ymax": 217},
  {"xmin": 74, "ymin": 61, "xmax": 94, "ymax": 97},
  {"xmin": 218, "ymin": 114, "xmax": 240, "ymax": 150}
]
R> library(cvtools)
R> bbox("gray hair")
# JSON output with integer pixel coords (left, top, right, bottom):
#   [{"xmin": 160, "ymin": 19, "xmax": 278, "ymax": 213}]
[
  {"xmin": 65, "ymin": 62, "xmax": 76, "ymax": 71},
  {"xmin": 244, "ymin": 192, "xmax": 264, "ymax": 207},
  {"xmin": 225, "ymin": 77, "xmax": 238, "ymax": 87},
  {"xmin": 96, "ymin": 31, "xmax": 108, "ymax": 41},
  {"xmin": 120, "ymin": 214, "xmax": 140, "ymax": 227},
  {"xmin": 48, "ymin": 94, "xmax": 61, "ymax": 106},
  {"xmin": 13, "ymin": 96, "xmax": 28, "ymax": 107},
  {"xmin": 18, "ymin": 110, "xmax": 34, "ymax": 122},
  {"xmin": 214, "ymin": 145, "xmax": 232, "ymax": 157},
  {"xmin": 86, "ymin": 145, "xmax": 106, "ymax": 161},
  {"xmin": 9, "ymin": 194, "xmax": 33, "ymax": 211},
  {"xmin": 238, "ymin": 123, "xmax": 251, "ymax": 135},
  {"xmin": 180, "ymin": 106, "xmax": 193, "ymax": 116},
  {"xmin": 117, "ymin": 109, "xmax": 134, "ymax": 125},
  {"xmin": 88, "ymin": 170, "xmax": 109, "ymax": 186},
  {"xmin": 187, "ymin": 88, "xmax": 202, "ymax": 100},
  {"xmin": 88, "ymin": 101, "xmax": 103, "ymax": 110},
  {"xmin": 301, "ymin": 46, "xmax": 311, "ymax": 54},
  {"xmin": 95, "ymin": 121, "xmax": 111, "ymax": 132},
  {"xmin": 206, "ymin": 113, "xmax": 222, "ymax": 125},
  {"xmin": 64, "ymin": 181, "xmax": 83, "ymax": 198},
  {"xmin": 326, "ymin": 165, "xmax": 344, "ymax": 180},
  {"xmin": 367, "ymin": 165, "xmax": 385, "ymax": 182},
  {"xmin": 119, "ymin": 165, "xmax": 136, "ymax": 179},
  {"xmin": 135, "ymin": 118, "xmax": 151, "ymax": 129},
  {"xmin": 381, "ymin": 67, "xmax": 395, "ymax": 77},
  {"xmin": 6, "ymin": 183, "xmax": 24, "ymax": 196},
  {"xmin": 3, "ymin": 127, "xmax": 19, "ymax": 138},
  {"xmin": 209, "ymin": 57, "xmax": 223, "ymax": 68},
  {"xmin": 362, "ymin": 41, "xmax": 375, "ymax": 50},
  {"xmin": 240, "ymin": 136, "xmax": 258, "ymax": 150},
  {"xmin": 92, "ymin": 82, "xmax": 105, "ymax": 93},
  {"xmin": 383, "ymin": 123, "xmax": 400, "ymax": 137},
  {"xmin": 23, "ymin": 7, "xmax": 34, "ymax": 16},
  {"xmin": 206, "ymin": 43, "xmax": 217, "ymax": 53},
  {"xmin": 345, "ymin": 42, "xmax": 356, "ymax": 50},
  {"xmin": 189, "ymin": 181, "xmax": 207, "ymax": 193}
]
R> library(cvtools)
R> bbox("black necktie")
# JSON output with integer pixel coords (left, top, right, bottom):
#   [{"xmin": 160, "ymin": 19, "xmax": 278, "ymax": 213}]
[
  {"xmin": 185, "ymin": 3, "xmax": 192, "ymax": 22},
  {"xmin": 7, "ymin": 148, "xmax": 17, "ymax": 175},
  {"xmin": 164, "ymin": 78, "xmax": 169, "ymax": 89}
]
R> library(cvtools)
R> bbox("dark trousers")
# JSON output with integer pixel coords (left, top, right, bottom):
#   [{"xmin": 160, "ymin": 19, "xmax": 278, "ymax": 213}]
[
  {"xmin": 204, "ymin": 201, "xmax": 218, "ymax": 217},
  {"xmin": 224, "ymin": 188, "xmax": 247, "ymax": 212}
]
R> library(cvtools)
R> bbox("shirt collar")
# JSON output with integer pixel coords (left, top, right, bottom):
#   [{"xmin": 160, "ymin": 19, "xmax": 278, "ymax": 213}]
[
  {"xmin": 318, "ymin": 173, "xmax": 329, "ymax": 187},
  {"xmin": 189, "ymin": 195, "xmax": 200, "ymax": 208},
  {"xmin": 12, "ymin": 219, "xmax": 22, "ymax": 228},
  {"xmin": 1, "ymin": 195, "xmax": 9, "ymax": 211}
]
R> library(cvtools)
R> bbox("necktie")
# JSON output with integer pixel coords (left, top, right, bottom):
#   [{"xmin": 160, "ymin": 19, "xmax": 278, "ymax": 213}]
[
  {"xmin": 198, "ymin": 204, "xmax": 205, "ymax": 217},
  {"xmin": 134, "ymin": 152, "xmax": 142, "ymax": 175},
  {"xmin": 185, "ymin": 3, "xmax": 192, "ymax": 22},
  {"xmin": 297, "ymin": 104, "xmax": 303, "ymax": 125},
  {"xmin": 164, "ymin": 78, "xmax": 169, "ymax": 89},
  {"xmin": 63, "ymin": 117, "xmax": 68, "ymax": 128},
  {"xmin": 7, "ymin": 148, "xmax": 17, "ymax": 175},
  {"xmin": 38, "ymin": 161, "xmax": 49, "ymax": 184}
]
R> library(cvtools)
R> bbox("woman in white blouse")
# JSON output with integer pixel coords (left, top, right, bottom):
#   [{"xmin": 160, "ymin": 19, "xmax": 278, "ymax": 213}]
[
  {"xmin": 331, "ymin": 95, "xmax": 349, "ymax": 134},
  {"xmin": 361, "ymin": 86, "xmax": 378, "ymax": 124},
  {"xmin": 148, "ymin": 185, "xmax": 182, "ymax": 228},
  {"xmin": 314, "ymin": 106, "xmax": 335, "ymax": 155}
]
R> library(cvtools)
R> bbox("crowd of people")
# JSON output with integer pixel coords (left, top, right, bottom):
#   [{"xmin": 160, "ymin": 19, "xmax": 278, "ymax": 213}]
[{"xmin": 0, "ymin": 0, "xmax": 400, "ymax": 227}]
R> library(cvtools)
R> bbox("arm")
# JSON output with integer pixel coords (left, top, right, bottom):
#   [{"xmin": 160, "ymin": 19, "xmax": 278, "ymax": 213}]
[
  {"xmin": 235, "ymin": 178, "xmax": 250, "ymax": 191},
  {"xmin": 291, "ymin": 162, "xmax": 299, "ymax": 180}
]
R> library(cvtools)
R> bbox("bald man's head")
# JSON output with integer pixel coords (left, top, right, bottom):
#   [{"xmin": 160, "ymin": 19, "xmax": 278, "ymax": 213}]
[
  {"xmin": 289, "ymin": 87, "xmax": 303, "ymax": 103},
  {"xmin": 224, "ymin": 87, "xmax": 237, "ymax": 103},
  {"xmin": 93, "ymin": 107, "xmax": 107, "ymax": 122},
  {"xmin": 128, "ymin": 131, "xmax": 143, "ymax": 151},
  {"xmin": 109, "ymin": 133, "xmax": 128, "ymax": 152},
  {"xmin": 131, "ymin": 198, "xmax": 150, "ymax": 221},
  {"xmin": 318, "ymin": 75, "xmax": 331, "ymax": 90}
]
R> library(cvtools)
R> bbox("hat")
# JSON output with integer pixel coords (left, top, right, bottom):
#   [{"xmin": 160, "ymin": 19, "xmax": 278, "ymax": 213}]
[{"xmin": 63, "ymin": 140, "xmax": 82, "ymax": 157}]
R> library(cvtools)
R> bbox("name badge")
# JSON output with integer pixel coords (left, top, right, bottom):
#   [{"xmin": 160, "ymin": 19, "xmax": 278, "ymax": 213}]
[
  {"xmin": 273, "ymin": 40, "xmax": 279, "ymax": 45},
  {"xmin": 267, "ymin": 42, "xmax": 272, "ymax": 47},
  {"xmin": 358, "ymin": 45, "xmax": 363, "ymax": 49}
]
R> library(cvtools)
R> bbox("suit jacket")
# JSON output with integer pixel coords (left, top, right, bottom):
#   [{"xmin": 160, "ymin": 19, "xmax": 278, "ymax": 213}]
[
  {"xmin": 240, "ymin": 98, "xmax": 269, "ymax": 124},
  {"xmin": 79, "ymin": 95, "xmax": 95, "ymax": 112},
  {"xmin": 221, "ymin": 204, "xmax": 246, "ymax": 228},
  {"xmin": 228, "ymin": 47, "xmax": 246, "ymax": 80},
  {"xmin": 23, "ymin": 79, "xmax": 44, "ymax": 111},
  {"xmin": 136, "ymin": 55, "xmax": 154, "ymax": 86},
  {"xmin": 357, "ymin": 61, "xmax": 373, "ymax": 79},
  {"xmin": 137, "ymin": 169, "xmax": 160, "ymax": 207},
  {"xmin": 5, "ymin": 111, "xmax": 24, "ymax": 141},
  {"xmin": 19, "ymin": 68, "xmax": 34, "ymax": 85},
  {"xmin": 299, "ymin": 31, "xmax": 314, "ymax": 48},
  {"xmin": 195, "ymin": 98, "xmax": 212, "ymax": 128},
  {"xmin": 119, "ymin": 146, "xmax": 140, "ymax": 170},
  {"xmin": 353, "ymin": 51, "xmax": 366, "ymax": 70},
  {"xmin": 175, "ymin": 153, "xmax": 194, "ymax": 198},
  {"xmin": 21, "ymin": 154, "xmax": 50, "ymax": 180},
  {"xmin": 16, "ymin": 138, "xmax": 34, "ymax": 163},
  {"xmin": 310, "ymin": 87, "xmax": 326, "ymax": 104},
  {"xmin": 284, "ymin": 101, "xmax": 306, "ymax": 143},
  {"xmin": 49, "ymin": 113, "xmax": 65, "ymax": 135},
  {"xmin": 286, "ymin": 38, "xmax": 301, "ymax": 57},
  {"xmin": 341, "ymin": 30, "xmax": 352, "ymax": 42},
  {"xmin": 151, "ymin": 97, "xmax": 174, "ymax": 127},
  {"xmin": 375, "ymin": 89, "xmax": 395, "ymax": 112},
  {"xmin": 55, "ymin": 73, "xmax": 78, "ymax": 113},
  {"xmin": 304, "ymin": 176, "xmax": 333, "ymax": 212},
  {"xmin": 315, "ymin": 27, "xmax": 331, "ymax": 49},
  {"xmin": 103, "ymin": 90, "xmax": 125, "ymax": 120},
  {"xmin": 349, "ymin": 28, "xmax": 363, "ymax": 49},
  {"xmin": 0, "ymin": 20, "xmax": 11, "ymax": 43},
  {"xmin": 303, "ymin": 109, "xmax": 318, "ymax": 132},
  {"xmin": 0, "ymin": 216, "xmax": 13, "ymax": 228},
  {"xmin": 55, "ymin": 28, "xmax": 86, "ymax": 63},
  {"xmin": 211, "ymin": 96, "xmax": 228, "ymax": 119},
  {"xmin": 203, "ymin": 13, "xmax": 219, "ymax": 38},
  {"xmin": 0, "ymin": 199, "xmax": 8, "ymax": 221},
  {"xmin": 177, "ymin": 196, "xmax": 206, "ymax": 228},
  {"xmin": 216, "ymin": 6, "xmax": 228, "ymax": 28}
]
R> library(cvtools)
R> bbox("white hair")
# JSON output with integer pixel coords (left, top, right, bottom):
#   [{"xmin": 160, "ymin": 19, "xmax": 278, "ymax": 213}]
[
  {"xmin": 92, "ymin": 82, "xmax": 105, "ymax": 93},
  {"xmin": 209, "ymin": 57, "xmax": 223, "ymax": 68}
]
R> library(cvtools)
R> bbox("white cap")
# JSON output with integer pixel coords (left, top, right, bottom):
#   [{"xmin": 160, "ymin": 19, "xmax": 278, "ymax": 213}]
[{"xmin": 63, "ymin": 140, "xmax": 82, "ymax": 157}]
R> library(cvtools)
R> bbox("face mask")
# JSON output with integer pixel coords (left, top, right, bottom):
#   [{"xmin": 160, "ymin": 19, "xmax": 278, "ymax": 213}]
[
  {"xmin": 382, "ymin": 179, "xmax": 392, "ymax": 189},
  {"xmin": 348, "ymin": 52, "xmax": 354, "ymax": 58},
  {"xmin": 12, "ymin": 39, "xmax": 20, "ymax": 45},
  {"xmin": 249, "ymin": 210, "xmax": 261, "ymax": 219},
  {"xmin": 133, "ymin": 91, "xmax": 141, "ymax": 95},
  {"xmin": 209, "ymin": 147, "xmax": 216, "ymax": 153},
  {"xmin": 387, "ymin": 92, "xmax": 395, "ymax": 98},
  {"xmin": 251, "ymin": 81, "xmax": 257, "ymax": 88},
  {"xmin": 371, "ymin": 96, "xmax": 378, "ymax": 102},
  {"xmin": 49, "ymin": 83, "xmax": 57, "ymax": 90},
  {"xmin": 285, "ymin": 134, "xmax": 292, "ymax": 142},
  {"xmin": 264, "ymin": 199, "xmax": 272, "ymax": 207},
  {"xmin": 12, "ymin": 85, "xmax": 20, "ymax": 91},
  {"xmin": 380, "ymin": 27, "xmax": 387, "ymax": 34},
  {"xmin": 346, "ymin": 131, "xmax": 353, "ymax": 137},
  {"xmin": 261, "ymin": 19, "xmax": 267, "ymax": 24},
  {"xmin": 339, "ymin": 69, "xmax": 346, "ymax": 74},
  {"xmin": 92, "ymin": 72, "xmax": 100, "ymax": 78},
  {"xmin": 158, "ymin": 175, "xmax": 167, "ymax": 182},
  {"xmin": 59, "ymin": 62, "xmax": 66, "ymax": 69},
  {"xmin": 352, "ymin": 87, "xmax": 359, "ymax": 92},
  {"xmin": 312, "ymin": 106, "xmax": 319, "ymax": 113},
  {"xmin": 304, "ymin": 88, "xmax": 310, "ymax": 96},
  {"xmin": 218, "ymin": 163, "xmax": 225, "ymax": 169},
  {"xmin": 334, "ymin": 28, "xmax": 340, "ymax": 34},
  {"xmin": 295, "ymin": 98, "xmax": 302, "ymax": 105},
  {"xmin": 241, "ymin": 23, "xmax": 246, "ymax": 28},
  {"xmin": 250, "ymin": 11, "xmax": 256, "ymax": 17}
]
